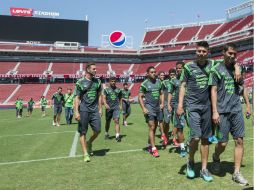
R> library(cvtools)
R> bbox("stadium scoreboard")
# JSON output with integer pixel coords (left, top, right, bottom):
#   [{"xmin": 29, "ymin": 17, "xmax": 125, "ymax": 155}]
[{"xmin": 0, "ymin": 15, "xmax": 88, "ymax": 45}]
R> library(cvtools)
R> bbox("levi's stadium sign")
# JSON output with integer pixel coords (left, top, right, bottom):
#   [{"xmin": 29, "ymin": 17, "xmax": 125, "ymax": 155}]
[
  {"xmin": 9, "ymin": 7, "xmax": 59, "ymax": 18},
  {"xmin": 10, "ymin": 7, "xmax": 33, "ymax": 17}
]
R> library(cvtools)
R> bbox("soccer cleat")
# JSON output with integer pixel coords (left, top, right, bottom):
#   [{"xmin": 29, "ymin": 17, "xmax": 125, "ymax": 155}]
[
  {"xmin": 83, "ymin": 154, "xmax": 90, "ymax": 162},
  {"xmin": 232, "ymin": 172, "xmax": 249, "ymax": 186},
  {"xmin": 172, "ymin": 137, "xmax": 180, "ymax": 147},
  {"xmin": 86, "ymin": 141, "xmax": 93, "ymax": 156},
  {"xmin": 180, "ymin": 148, "xmax": 187, "ymax": 157},
  {"xmin": 161, "ymin": 134, "xmax": 168, "ymax": 147},
  {"xmin": 105, "ymin": 134, "xmax": 110, "ymax": 140},
  {"xmin": 211, "ymin": 153, "xmax": 221, "ymax": 174},
  {"xmin": 152, "ymin": 148, "xmax": 159, "ymax": 158},
  {"xmin": 200, "ymin": 169, "xmax": 213, "ymax": 182},
  {"xmin": 52, "ymin": 121, "xmax": 56, "ymax": 126},
  {"xmin": 116, "ymin": 136, "xmax": 121, "ymax": 142},
  {"xmin": 56, "ymin": 123, "xmax": 60, "ymax": 127},
  {"xmin": 186, "ymin": 160, "xmax": 195, "ymax": 178}
]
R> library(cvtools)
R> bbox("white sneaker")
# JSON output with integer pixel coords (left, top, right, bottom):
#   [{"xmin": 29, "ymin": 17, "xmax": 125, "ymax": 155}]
[
  {"xmin": 52, "ymin": 121, "xmax": 56, "ymax": 126},
  {"xmin": 124, "ymin": 121, "xmax": 128, "ymax": 126},
  {"xmin": 56, "ymin": 123, "xmax": 60, "ymax": 127}
]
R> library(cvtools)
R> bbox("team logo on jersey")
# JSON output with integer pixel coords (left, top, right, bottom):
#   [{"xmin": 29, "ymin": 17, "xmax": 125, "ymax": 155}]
[{"xmin": 109, "ymin": 31, "xmax": 126, "ymax": 47}]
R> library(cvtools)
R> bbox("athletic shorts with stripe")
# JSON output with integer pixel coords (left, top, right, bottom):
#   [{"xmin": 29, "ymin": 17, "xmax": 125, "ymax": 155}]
[
  {"xmin": 186, "ymin": 106, "xmax": 212, "ymax": 139},
  {"xmin": 172, "ymin": 107, "xmax": 186, "ymax": 128},
  {"xmin": 216, "ymin": 112, "xmax": 245, "ymax": 142},
  {"xmin": 78, "ymin": 111, "xmax": 101, "ymax": 135},
  {"xmin": 162, "ymin": 107, "xmax": 171, "ymax": 124},
  {"xmin": 106, "ymin": 108, "xmax": 120, "ymax": 121}
]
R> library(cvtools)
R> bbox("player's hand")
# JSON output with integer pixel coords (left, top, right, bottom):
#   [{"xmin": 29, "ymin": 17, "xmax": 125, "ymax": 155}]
[
  {"xmin": 177, "ymin": 106, "xmax": 184, "ymax": 117},
  {"xmin": 167, "ymin": 105, "xmax": 172, "ymax": 113},
  {"xmin": 212, "ymin": 111, "xmax": 220, "ymax": 125},
  {"xmin": 234, "ymin": 65, "xmax": 241, "ymax": 82},
  {"xmin": 105, "ymin": 104, "xmax": 110, "ymax": 110},
  {"xmin": 160, "ymin": 104, "xmax": 164, "ymax": 110},
  {"xmin": 99, "ymin": 109, "xmax": 103, "ymax": 117},
  {"xmin": 142, "ymin": 108, "xmax": 149, "ymax": 115},
  {"xmin": 75, "ymin": 113, "xmax": 81, "ymax": 121},
  {"xmin": 246, "ymin": 105, "xmax": 251, "ymax": 117}
]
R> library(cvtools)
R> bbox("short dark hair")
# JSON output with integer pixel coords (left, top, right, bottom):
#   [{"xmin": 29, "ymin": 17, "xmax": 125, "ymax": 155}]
[
  {"xmin": 58, "ymin": 87, "xmax": 62, "ymax": 90},
  {"xmin": 176, "ymin": 61, "xmax": 185, "ymax": 67},
  {"xmin": 123, "ymin": 82, "xmax": 128, "ymax": 86},
  {"xmin": 196, "ymin": 41, "xmax": 209, "ymax": 49},
  {"xmin": 169, "ymin": 68, "xmax": 176, "ymax": 74},
  {"xmin": 223, "ymin": 43, "xmax": 237, "ymax": 52},
  {"xmin": 109, "ymin": 76, "xmax": 116, "ymax": 81},
  {"xmin": 158, "ymin": 71, "xmax": 165, "ymax": 76},
  {"xmin": 86, "ymin": 63, "xmax": 96, "ymax": 72},
  {"xmin": 146, "ymin": 66, "xmax": 155, "ymax": 73}
]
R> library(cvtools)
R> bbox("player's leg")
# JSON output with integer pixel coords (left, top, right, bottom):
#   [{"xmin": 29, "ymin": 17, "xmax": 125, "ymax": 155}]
[
  {"xmin": 148, "ymin": 118, "xmax": 159, "ymax": 157},
  {"xmin": 113, "ymin": 109, "xmax": 121, "ymax": 142},
  {"xmin": 69, "ymin": 108, "xmax": 74, "ymax": 124},
  {"xmin": 56, "ymin": 107, "xmax": 62, "ymax": 126},
  {"xmin": 78, "ymin": 111, "xmax": 90, "ymax": 162},
  {"xmin": 105, "ymin": 109, "xmax": 112, "ymax": 139},
  {"xmin": 199, "ymin": 106, "xmax": 213, "ymax": 182},
  {"xmin": 53, "ymin": 106, "xmax": 57, "ymax": 125},
  {"xmin": 230, "ymin": 112, "xmax": 248, "ymax": 186},
  {"xmin": 65, "ymin": 107, "xmax": 69, "ymax": 125},
  {"xmin": 87, "ymin": 111, "xmax": 101, "ymax": 156}
]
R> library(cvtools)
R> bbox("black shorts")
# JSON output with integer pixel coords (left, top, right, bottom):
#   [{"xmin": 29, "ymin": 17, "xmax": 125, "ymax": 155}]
[
  {"xmin": 27, "ymin": 107, "xmax": 33, "ymax": 112},
  {"xmin": 54, "ymin": 106, "xmax": 62, "ymax": 115},
  {"xmin": 145, "ymin": 111, "xmax": 163, "ymax": 123},
  {"xmin": 106, "ymin": 109, "xmax": 120, "ymax": 121},
  {"xmin": 186, "ymin": 106, "xmax": 212, "ymax": 139},
  {"xmin": 41, "ymin": 106, "xmax": 46, "ymax": 112},
  {"xmin": 122, "ymin": 102, "xmax": 131, "ymax": 115},
  {"xmin": 78, "ymin": 111, "xmax": 101, "ymax": 135},
  {"xmin": 217, "ymin": 112, "xmax": 245, "ymax": 142}
]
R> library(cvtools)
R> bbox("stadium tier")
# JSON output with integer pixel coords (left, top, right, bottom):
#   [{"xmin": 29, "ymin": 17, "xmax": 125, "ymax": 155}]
[
  {"xmin": 0, "ymin": 84, "xmax": 18, "ymax": 103},
  {"xmin": 17, "ymin": 62, "xmax": 50, "ymax": 74},
  {"xmin": 51, "ymin": 62, "xmax": 81, "ymax": 75},
  {"xmin": 0, "ymin": 62, "xmax": 17, "ymax": 74},
  {"xmin": 110, "ymin": 63, "xmax": 131, "ymax": 75}
]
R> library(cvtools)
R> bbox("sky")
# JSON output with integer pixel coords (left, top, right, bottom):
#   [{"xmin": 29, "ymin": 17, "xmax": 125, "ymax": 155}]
[{"xmin": 0, "ymin": 0, "xmax": 251, "ymax": 48}]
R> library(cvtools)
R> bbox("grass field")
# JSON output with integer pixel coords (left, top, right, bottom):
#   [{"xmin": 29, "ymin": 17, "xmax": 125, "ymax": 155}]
[{"xmin": 0, "ymin": 105, "xmax": 253, "ymax": 190}]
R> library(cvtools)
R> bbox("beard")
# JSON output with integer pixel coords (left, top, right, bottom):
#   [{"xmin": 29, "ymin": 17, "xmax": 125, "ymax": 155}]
[
  {"xmin": 196, "ymin": 55, "xmax": 208, "ymax": 65},
  {"xmin": 224, "ymin": 55, "xmax": 235, "ymax": 66}
]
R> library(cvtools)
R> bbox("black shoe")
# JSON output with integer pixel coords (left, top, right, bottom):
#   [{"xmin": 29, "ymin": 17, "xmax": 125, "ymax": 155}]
[
  {"xmin": 116, "ymin": 136, "xmax": 121, "ymax": 142},
  {"xmin": 105, "ymin": 134, "xmax": 110, "ymax": 140}
]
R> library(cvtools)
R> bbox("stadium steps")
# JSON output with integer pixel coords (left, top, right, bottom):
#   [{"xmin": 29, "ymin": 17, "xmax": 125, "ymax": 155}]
[
  {"xmin": 43, "ymin": 84, "xmax": 51, "ymax": 97},
  {"xmin": 174, "ymin": 27, "xmax": 185, "ymax": 42},
  {"xmin": 3, "ymin": 84, "xmax": 21, "ymax": 105}
]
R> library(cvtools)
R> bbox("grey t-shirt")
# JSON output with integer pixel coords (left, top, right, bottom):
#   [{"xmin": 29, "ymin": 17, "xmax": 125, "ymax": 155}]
[
  {"xmin": 208, "ymin": 61, "xmax": 242, "ymax": 113},
  {"xmin": 168, "ymin": 77, "xmax": 181, "ymax": 108},
  {"xmin": 103, "ymin": 86, "xmax": 122, "ymax": 110},
  {"xmin": 75, "ymin": 77, "xmax": 102, "ymax": 112},
  {"xmin": 52, "ymin": 92, "xmax": 64, "ymax": 107},
  {"xmin": 139, "ymin": 78, "xmax": 162, "ymax": 114},
  {"xmin": 180, "ymin": 60, "xmax": 215, "ymax": 109},
  {"xmin": 121, "ymin": 89, "xmax": 131, "ymax": 106}
]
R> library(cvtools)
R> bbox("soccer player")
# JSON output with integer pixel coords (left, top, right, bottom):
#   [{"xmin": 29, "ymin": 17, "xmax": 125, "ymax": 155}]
[
  {"xmin": 160, "ymin": 71, "xmax": 171, "ymax": 147},
  {"xmin": 27, "ymin": 98, "xmax": 35, "ymax": 117},
  {"xmin": 121, "ymin": 82, "xmax": 132, "ymax": 126},
  {"xmin": 103, "ymin": 76, "xmax": 122, "ymax": 142},
  {"xmin": 209, "ymin": 43, "xmax": 251, "ymax": 186},
  {"xmin": 168, "ymin": 61, "xmax": 187, "ymax": 157},
  {"xmin": 40, "ymin": 96, "xmax": 48, "ymax": 117},
  {"xmin": 51, "ymin": 87, "xmax": 64, "ymax": 127},
  {"xmin": 74, "ymin": 63, "xmax": 102, "ymax": 162},
  {"xmin": 139, "ymin": 66, "xmax": 164, "ymax": 157},
  {"xmin": 15, "ymin": 97, "xmax": 23, "ymax": 118},
  {"xmin": 64, "ymin": 88, "xmax": 75, "ymax": 126},
  {"xmin": 177, "ymin": 41, "xmax": 214, "ymax": 181}
]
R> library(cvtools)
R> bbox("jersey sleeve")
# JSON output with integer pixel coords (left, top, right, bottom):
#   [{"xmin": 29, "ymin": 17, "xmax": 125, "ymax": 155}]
[
  {"xmin": 74, "ymin": 80, "xmax": 82, "ymax": 97},
  {"xmin": 208, "ymin": 66, "xmax": 221, "ymax": 86},
  {"xmin": 139, "ymin": 82, "xmax": 147, "ymax": 93},
  {"xmin": 168, "ymin": 81, "xmax": 174, "ymax": 94},
  {"xmin": 180, "ymin": 65, "xmax": 190, "ymax": 83},
  {"xmin": 103, "ymin": 88, "xmax": 108, "ymax": 96}
]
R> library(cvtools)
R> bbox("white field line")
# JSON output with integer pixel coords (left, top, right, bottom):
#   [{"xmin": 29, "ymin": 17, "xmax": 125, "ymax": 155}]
[
  {"xmin": 0, "ymin": 138, "xmax": 253, "ymax": 166},
  {"xmin": 69, "ymin": 131, "xmax": 79, "ymax": 157},
  {"xmin": 0, "ymin": 131, "xmax": 76, "ymax": 138}
]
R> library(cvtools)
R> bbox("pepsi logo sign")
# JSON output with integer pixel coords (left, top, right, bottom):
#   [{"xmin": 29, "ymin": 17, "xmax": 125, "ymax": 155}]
[{"xmin": 109, "ymin": 31, "xmax": 126, "ymax": 47}]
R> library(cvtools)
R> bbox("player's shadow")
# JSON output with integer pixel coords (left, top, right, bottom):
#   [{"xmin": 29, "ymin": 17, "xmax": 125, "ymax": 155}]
[
  {"xmin": 127, "ymin": 122, "xmax": 133, "ymax": 125},
  {"xmin": 179, "ymin": 161, "xmax": 236, "ymax": 178},
  {"xmin": 108, "ymin": 134, "xmax": 127, "ymax": 140},
  {"xmin": 168, "ymin": 146, "xmax": 179, "ymax": 154},
  {"xmin": 60, "ymin": 122, "xmax": 78, "ymax": 126},
  {"xmin": 93, "ymin": 148, "xmax": 110, "ymax": 156},
  {"xmin": 243, "ymin": 187, "xmax": 253, "ymax": 190}
]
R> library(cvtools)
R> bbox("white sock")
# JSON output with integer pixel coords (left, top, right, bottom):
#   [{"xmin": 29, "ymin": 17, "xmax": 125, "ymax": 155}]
[
  {"xmin": 180, "ymin": 143, "xmax": 185, "ymax": 149},
  {"xmin": 116, "ymin": 133, "xmax": 120, "ymax": 138},
  {"xmin": 147, "ymin": 143, "xmax": 151, "ymax": 147},
  {"xmin": 152, "ymin": 147, "xmax": 156, "ymax": 151},
  {"xmin": 105, "ymin": 132, "xmax": 109, "ymax": 135}
]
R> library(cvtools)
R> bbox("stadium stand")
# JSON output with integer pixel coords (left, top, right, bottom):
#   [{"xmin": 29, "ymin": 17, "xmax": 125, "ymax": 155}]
[
  {"xmin": 0, "ymin": 84, "xmax": 18, "ymax": 103},
  {"xmin": 17, "ymin": 62, "xmax": 49, "ymax": 74},
  {"xmin": 51, "ymin": 62, "xmax": 81, "ymax": 74},
  {"xmin": 0, "ymin": 62, "xmax": 17, "ymax": 74}
]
